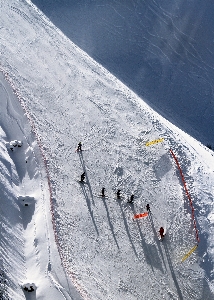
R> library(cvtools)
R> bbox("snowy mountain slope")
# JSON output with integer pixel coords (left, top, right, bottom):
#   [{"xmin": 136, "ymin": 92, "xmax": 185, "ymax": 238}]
[
  {"xmin": 0, "ymin": 73, "xmax": 83, "ymax": 299},
  {"xmin": 0, "ymin": 126, "xmax": 25, "ymax": 300},
  {"xmin": 0, "ymin": 0, "xmax": 214, "ymax": 299},
  {"xmin": 31, "ymin": 0, "xmax": 214, "ymax": 146}
]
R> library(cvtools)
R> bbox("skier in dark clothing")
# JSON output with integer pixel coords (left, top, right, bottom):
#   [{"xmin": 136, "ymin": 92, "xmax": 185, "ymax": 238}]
[
  {"xmin": 128, "ymin": 194, "xmax": 134, "ymax": 203},
  {"xmin": 80, "ymin": 172, "xmax": 85, "ymax": 182},
  {"xmin": 146, "ymin": 204, "xmax": 151, "ymax": 213},
  {"xmin": 77, "ymin": 142, "xmax": 82, "ymax": 151},
  {"xmin": 159, "ymin": 227, "xmax": 164, "ymax": 239},
  {"xmin": 116, "ymin": 189, "xmax": 121, "ymax": 199},
  {"xmin": 102, "ymin": 187, "xmax": 105, "ymax": 197}
]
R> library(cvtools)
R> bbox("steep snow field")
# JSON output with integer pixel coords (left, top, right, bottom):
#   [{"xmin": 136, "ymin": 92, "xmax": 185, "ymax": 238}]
[
  {"xmin": 0, "ymin": 0, "xmax": 214, "ymax": 299},
  {"xmin": 32, "ymin": 0, "xmax": 214, "ymax": 146},
  {"xmin": 0, "ymin": 73, "xmax": 82, "ymax": 299}
]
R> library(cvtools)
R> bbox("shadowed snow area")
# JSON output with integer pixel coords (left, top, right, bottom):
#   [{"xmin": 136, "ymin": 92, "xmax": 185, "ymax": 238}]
[
  {"xmin": 32, "ymin": 0, "xmax": 214, "ymax": 146},
  {"xmin": 0, "ymin": 73, "xmax": 83, "ymax": 299},
  {"xmin": 0, "ymin": 0, "xmax": 214, "ymax": 299}
]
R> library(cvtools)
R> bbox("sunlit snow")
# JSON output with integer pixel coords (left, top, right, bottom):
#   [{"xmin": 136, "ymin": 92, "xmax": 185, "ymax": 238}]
[{"xmin": 0, "ymin": 1, "xmax": 214, "ymax": 299}]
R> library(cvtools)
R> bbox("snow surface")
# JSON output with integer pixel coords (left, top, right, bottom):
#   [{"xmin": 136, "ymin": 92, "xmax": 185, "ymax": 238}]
[
  {"xmin": 0, "ymin": 72, "xmax": 82, "ymax": 299},
  {"xmin": 31, "ymin": 0, "xmax": 214, "ymax": 146},
  {"xmin": 0, "ymin": 0, "xmax": 214, "ymax": 299}
]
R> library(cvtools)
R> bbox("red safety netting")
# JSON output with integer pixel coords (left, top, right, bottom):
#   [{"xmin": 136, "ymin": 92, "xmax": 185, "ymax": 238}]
[{"xmin": 169, "ymin": 149, "xmax": 199, "ymax": 243}]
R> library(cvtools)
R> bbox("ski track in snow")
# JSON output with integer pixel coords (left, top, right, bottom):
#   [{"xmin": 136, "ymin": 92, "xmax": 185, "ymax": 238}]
[{"xmin": 0, "ymin": 1, "xmax": 214, "ymax": 299}]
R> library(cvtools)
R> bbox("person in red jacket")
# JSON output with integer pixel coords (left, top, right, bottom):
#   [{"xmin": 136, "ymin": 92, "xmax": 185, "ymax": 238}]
[{"xmin": 159, "ymin": 227, "xmax": 165, "ymax": 238}]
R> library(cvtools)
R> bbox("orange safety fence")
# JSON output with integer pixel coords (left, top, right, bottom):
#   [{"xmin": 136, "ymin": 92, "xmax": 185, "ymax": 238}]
[{"xmin": 169, "ymin": 149, "xmax": 199, "ymax": 243}]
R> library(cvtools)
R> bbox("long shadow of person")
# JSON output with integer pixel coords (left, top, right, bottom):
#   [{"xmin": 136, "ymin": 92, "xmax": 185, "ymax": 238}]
[
  {"xmin": 128, "ymin": 204, "xmax": 163, "ymax": 273},
  {"xmin": 102, "ymin": 196, "xmax": 119, "ymax": 249},
  {"xmin": 163, "ymin": 241, "xmax": 184, "ymax": 300},
  {"xmin": 147, "ymin": 213, "xmax": 168, "ymax": 272},
  {"xmin": 117, "ymin": 200, "xmax": 138, "ymax": 257},
  {"xmin": 78, "ymin": 151, "xmax": 95, "ymax": 206},
  {"xmin": 79, "ymin": 181, "xmax": 99, "ymax": 235}
]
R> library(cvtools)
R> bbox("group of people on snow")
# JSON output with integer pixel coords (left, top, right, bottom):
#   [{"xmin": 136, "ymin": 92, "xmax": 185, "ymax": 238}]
[{"xmin": 77, "ymin": 142, "xmax": 165, "ymax": 239}]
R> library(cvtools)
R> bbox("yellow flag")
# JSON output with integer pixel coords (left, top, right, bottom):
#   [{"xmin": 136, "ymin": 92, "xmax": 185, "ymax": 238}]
[
  {"xmin": 146, "ymin": 138, "xmax": 164, "ymax": 147},
  {"xmin": 181, "ymin": 245, "xmax": 198, "ymax": 262}
]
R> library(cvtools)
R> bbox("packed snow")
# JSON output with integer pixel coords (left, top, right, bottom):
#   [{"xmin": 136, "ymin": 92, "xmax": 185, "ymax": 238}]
[{"xmin": 0, "ymin": 0, "xmax": 214, "ymax": 299}]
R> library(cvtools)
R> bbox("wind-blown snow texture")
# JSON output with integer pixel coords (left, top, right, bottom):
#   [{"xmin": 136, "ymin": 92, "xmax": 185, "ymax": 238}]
[
  {"xmin": 0, "ymin": 72, "xmax": 82, "ymax": 299},
  {"xmin": 32, "ymin": 0, "xmax": 214, "ymax": 146},
  {"xmin": 0, "ymin": 0, "xmax": 214, "ymax": 299}
]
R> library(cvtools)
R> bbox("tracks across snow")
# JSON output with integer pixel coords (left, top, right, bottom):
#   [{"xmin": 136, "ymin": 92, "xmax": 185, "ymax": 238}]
[{"xmin": 0, "ymin": 1, "xmax": 214, "ymax": 299}]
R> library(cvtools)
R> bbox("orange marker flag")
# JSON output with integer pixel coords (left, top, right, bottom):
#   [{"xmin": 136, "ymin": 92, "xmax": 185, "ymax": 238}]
[{"xmin": 133, "ymin": 212, "xmax": 148, "ymax": 220}]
